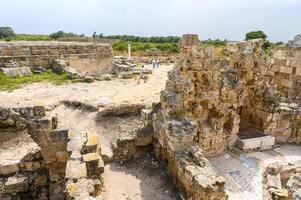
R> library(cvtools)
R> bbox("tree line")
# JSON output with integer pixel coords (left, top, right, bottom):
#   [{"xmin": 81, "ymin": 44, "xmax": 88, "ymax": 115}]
[{"xmin": 0, "ymin": 27, "xmax": 285, "ymax": 51}]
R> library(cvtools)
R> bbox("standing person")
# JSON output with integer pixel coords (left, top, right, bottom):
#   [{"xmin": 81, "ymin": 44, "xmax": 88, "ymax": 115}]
[
  {"xmin": 93, "ymin": 32, "xmax": 97, "ymax": 44},
  {"xmin": 137, "ymin": 65, "xmax": 146, "ymax": 84},
  {"xmin": 156, "ymin": 59, "xmax": 160, "ymax": 68},
  {"xmin": 152, "ymin": 59, "xmax": 156, "ymax": 69}
]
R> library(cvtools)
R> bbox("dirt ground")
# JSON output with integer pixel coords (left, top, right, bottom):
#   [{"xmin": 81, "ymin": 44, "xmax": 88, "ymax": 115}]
[
  {"xmin": 27, "ymin": 64, "xmax": 181, "ymax": 200},
  {"xmin": 48, "ymin": 105, "xmax": 181, "ymax": 200},
  {"xmin": 103, "ymin": 153, "xmax": 181, "ymax": 200},
  {"xmin": 0, "ymin": 64, "xmax": 173, "ymax": 108}
]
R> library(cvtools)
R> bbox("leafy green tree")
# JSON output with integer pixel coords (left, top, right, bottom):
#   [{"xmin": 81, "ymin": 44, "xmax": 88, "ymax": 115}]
[
  {"xmin": 0, "ymin": 27, "xmax": 15, "ymax": 39},
  {"xmin": 245, "ymin": 30, "xmax": 267, "ymax": 41},
  {"xmin": 246, "ymin": 30, "xmax": 271, "ymax": 50}
]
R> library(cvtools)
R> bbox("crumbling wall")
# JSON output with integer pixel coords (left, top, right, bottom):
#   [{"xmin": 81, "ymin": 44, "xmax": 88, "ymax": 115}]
[
  {"xmin": 0, "ymin": 41, "xmax": 114, "ymax": 74},
  {"xmin": 159, "ymin": 34, "xmax": 266, "ymax": 156},
  {"xmin": 0, "ymin": 106, "xmax": 69, "ymax": 200},
  {"xmin": 150, "ymin": 34, "xmax": 301, "ymax": 199}
]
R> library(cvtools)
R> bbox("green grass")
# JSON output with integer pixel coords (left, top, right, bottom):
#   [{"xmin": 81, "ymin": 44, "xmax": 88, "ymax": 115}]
[
  {"xmin": 0, "ymin": 71, "xmax": 69, "ymax": 91},
  {"xmin": 112, "ymin": 40, "xmax": 179, "ymax": 54},
  {"xmin": 1, "ymin": 34, "xmax": 52, "ymax": 41}
]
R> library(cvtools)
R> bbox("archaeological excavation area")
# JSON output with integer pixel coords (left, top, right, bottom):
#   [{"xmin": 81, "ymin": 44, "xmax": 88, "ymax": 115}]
[{"xmin": 1, "ymin": 34, "xmax": 301, "ymax": 200}]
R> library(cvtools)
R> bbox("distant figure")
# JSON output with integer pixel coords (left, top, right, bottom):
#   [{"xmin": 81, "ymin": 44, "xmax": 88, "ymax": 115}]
[
  {"xmin": 137, "ymin": 65, "xmax": 146, "ymax": 84},
  {"xmin": 152, "ymin": 59, "xmax": 156, "ymax": 69},
  {"xmin": 93, "ymin": 32, "xmax": 97, "ymax": 44},
  {"xmin": 156, "ymin": 59, "xmax": 160, "ymax": 68}
]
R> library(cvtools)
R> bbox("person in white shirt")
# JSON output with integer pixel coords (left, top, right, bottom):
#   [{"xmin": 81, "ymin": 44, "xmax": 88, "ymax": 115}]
[{"xmin": 137, "ymin": 65, "xmax": 146, "ymax": 84}]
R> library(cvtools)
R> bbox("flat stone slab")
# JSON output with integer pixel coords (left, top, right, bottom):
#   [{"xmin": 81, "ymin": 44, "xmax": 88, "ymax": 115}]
[{"xmin": 0, "ymin": 67, "xmax": 32, "ymax": 77}]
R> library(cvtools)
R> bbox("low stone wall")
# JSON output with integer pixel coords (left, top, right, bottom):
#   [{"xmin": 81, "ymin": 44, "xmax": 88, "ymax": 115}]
[{"xmin": 0, "ymin": 41, "xmax": 114, "ymax": 74}]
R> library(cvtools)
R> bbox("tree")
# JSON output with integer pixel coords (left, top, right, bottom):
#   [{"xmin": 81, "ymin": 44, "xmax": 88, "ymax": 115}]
[
  {"xmin": 49, "ymin": 31, "xmax": 83, "ymax": 40},
  {"xmin": 245, "ymin": 30, "xmax": 267, "ymax": 41},
  {"xmin": 0, "ymin": 27, "xmax": 15, "ymax": 39}
]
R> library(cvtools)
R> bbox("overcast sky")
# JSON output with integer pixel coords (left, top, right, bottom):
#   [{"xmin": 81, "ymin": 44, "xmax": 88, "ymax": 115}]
[{"xmin": 0, "ymin": 0, "xmax": 300, "ymax": 42}]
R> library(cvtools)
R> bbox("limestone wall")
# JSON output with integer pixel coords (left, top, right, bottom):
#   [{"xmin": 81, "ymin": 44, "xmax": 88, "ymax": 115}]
[
  {"xmin": 0, "ymin": 106, "xmax": 69, "ymax": 200},
  {"xmin": 0, "ymin": 41, "xmax": 114, "ymax": 74}
]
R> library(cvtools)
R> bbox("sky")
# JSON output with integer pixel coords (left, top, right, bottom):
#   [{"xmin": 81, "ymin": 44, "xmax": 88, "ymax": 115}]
[{"xmin": 0, "ymin": 0, "xmax": 300, "ymax": 42}]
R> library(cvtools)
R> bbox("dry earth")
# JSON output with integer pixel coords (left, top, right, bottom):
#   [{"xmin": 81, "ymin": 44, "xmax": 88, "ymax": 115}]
[
  {"xmin": 0, "ymin": 64, "xmax": 173, "ymax": 108},
  {"xmin": 0, "ymin": 64, "xmax": 180, "ymax": 200}
]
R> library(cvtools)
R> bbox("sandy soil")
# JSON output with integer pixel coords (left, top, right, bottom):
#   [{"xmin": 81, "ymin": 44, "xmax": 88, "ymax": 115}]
[
  {"xmin": 103, "ymin": 153, "xmax": 181, "ymax": 200},
  {"xmin": 48, "ymin": 105, "xmax": 180, "ymax": 200},
  {"xmin": 0, "ymin": 130, "xmax": 40, "ymax": 163},
  {"xmin": 0, "ymin": 64, "xmax": 172, "ymax": 108}
]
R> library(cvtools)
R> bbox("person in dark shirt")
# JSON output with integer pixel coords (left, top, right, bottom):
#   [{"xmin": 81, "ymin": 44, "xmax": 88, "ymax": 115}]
[{"xmin": 93, "ymin": 32, "xmax": 96, "ymax": 44}]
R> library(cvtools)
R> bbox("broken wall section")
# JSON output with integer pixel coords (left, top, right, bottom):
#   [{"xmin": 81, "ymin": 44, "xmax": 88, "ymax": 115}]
[
  {"xmin": 242, "ymin": 46, "xmax": 301, "ymax": 144},
  {"xmin": 160, "ymin": 34, "xmax": 266, "ymax": 156},
  {"xmin": 0, "ymin": 106, "xmax": 69, "ymax": 200}
]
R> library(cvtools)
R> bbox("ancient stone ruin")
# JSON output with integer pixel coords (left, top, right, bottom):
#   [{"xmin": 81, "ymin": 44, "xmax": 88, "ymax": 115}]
[{"xmin": 1, "ymin": 34, "xmax": 301, "ymax": 200}]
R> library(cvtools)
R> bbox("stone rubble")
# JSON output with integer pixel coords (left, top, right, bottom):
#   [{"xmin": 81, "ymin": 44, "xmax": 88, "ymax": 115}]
[{"xmin": 65, "ymin": 129, "xmax": 104, "ymax": 199}]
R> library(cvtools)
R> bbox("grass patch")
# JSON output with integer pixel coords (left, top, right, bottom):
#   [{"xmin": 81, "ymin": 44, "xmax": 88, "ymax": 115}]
[
  {"xmin": 112, "ymin": 40, "xmax": 179, "ymax": 54},
  {"xmin": 0, "ymin": 71, "xmax": 69, "ymax": 91},
  {"xmin": 1, "ymin": 34, "xmax": 52, "ymax": 41}
]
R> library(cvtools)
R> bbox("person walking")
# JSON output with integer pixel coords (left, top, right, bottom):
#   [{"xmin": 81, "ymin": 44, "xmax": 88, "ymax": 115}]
[
  {"xmin": 156, "ymin": 59, "xmax": 160, "ymax": 68},
  {"xmin": 93, "ymin": 32, "xmax": 97, "ymax": 44},
  {"xmin": 152, "ymin": 59, "xmax": 156, "ymax": 69},
  {"xmin": 137, "ymin": 65, "xmax": 146, "ymax": 84}
]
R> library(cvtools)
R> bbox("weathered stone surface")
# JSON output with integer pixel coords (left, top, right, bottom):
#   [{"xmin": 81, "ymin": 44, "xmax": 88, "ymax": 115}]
[
  {"xmin": 0, "ymin": 67, "xmax": 32, "ymax": 77},
  {"xmin": 5, "ymin": 175, "xmax": 29, "ymax": 193},
  {"xmin": 0, "ymin": 160, "xmax": 20, "ymax": 175}
]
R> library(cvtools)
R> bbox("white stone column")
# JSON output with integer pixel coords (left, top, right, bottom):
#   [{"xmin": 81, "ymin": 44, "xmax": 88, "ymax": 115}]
[{"xmin": 128, "ymin": 43, "xmax": 131, "ymax": 60}]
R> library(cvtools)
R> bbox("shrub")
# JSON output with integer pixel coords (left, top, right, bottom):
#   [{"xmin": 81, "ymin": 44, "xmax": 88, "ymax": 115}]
[
  {"xmin": 50, "ymin": 31, "xmax": 84, "ymax": 40},
  {"xmin": 0, "ymin": 27, "xmax": 15, "ymax": 39}
]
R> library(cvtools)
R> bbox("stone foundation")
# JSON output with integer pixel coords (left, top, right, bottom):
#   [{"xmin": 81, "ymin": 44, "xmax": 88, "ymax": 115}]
[{"xmin": 0, "ymin": 41, "xmax": 114, "ymax": 74}]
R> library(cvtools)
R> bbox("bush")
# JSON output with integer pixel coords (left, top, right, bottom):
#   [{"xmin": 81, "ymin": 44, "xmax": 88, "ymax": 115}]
[
  {"xmin": 101, "ymin": 35, "xmax": 180, "ymax": 44},
  {"xmin": 0, "ymin": 27, "xmax": 15, "ymax": 39},
  {"xmin": 112, "ymin": 40, "xmax": 128, "ymax": 51},
  {"xmin": 245, "ymin": 30, "xmax": 267, "ymax": 41},
  {"xmin": 50, "ymin": 31, "xmax": 84, "ymax": 40}
]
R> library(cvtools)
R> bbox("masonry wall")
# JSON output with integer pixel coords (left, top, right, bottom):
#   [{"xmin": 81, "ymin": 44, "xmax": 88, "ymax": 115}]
[{"xmin": 0, "ymin": 41, "xmax": 114, "ymax": 74}]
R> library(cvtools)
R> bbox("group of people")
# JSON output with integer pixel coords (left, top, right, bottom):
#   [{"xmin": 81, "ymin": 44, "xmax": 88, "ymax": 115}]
[
  {"xmin": 137, "ymin": 59, "xmax": 160, "ymax": 84},
  {"xmin": 152, "ymin": 59, "xmax": 160, "ymax": 69}
]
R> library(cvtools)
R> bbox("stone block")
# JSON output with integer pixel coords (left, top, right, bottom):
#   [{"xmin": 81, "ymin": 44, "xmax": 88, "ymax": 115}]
[
  {"xmin": 5, "ymin": 175, "xmax": 29, "ymax": 193},
  {"xmin": 83, "ymin": 153, "xmax": 100, "ymax": 177},
  {"xmin": 261, "ymin": 136, "xmax": 275, "ymax": 150},
  {"xmin": 267, "ymin": 173, "xmax": 282, "ymax": 189},
  {"xmin": 274, "ymin": 58, "xmax": 287, "ymax": 66},
  {"xmin": 237, "ymin": 138, "xmax": 262, "ymax": 150},
  {"xmin": 279, "ymin": 66, "xmax": 293, "ymax": 74},
  {"xmin": 86, "ymin": 129, "xmax": 98, "ymax": 153},
  {"xmin": 0, "ymin": 160, "xmax": 20, "ymax": 175},
  {"xmin": 0, "ymin": 67, "xmax": 32, "ymax": 77},
  {"xmin": 48, "ymin": 130, "xmax": 69, "ymax": 143},
  {"xmin": 281, "ymin": 79, "xmax": 293, "ymax": 88},
  {"xmin": 296, "ymin": 68, "xmax": 301, "ymax": 76},
  {"xmin": 65, "ymin": 160, "xmax": 87, "ymax": 179}
]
